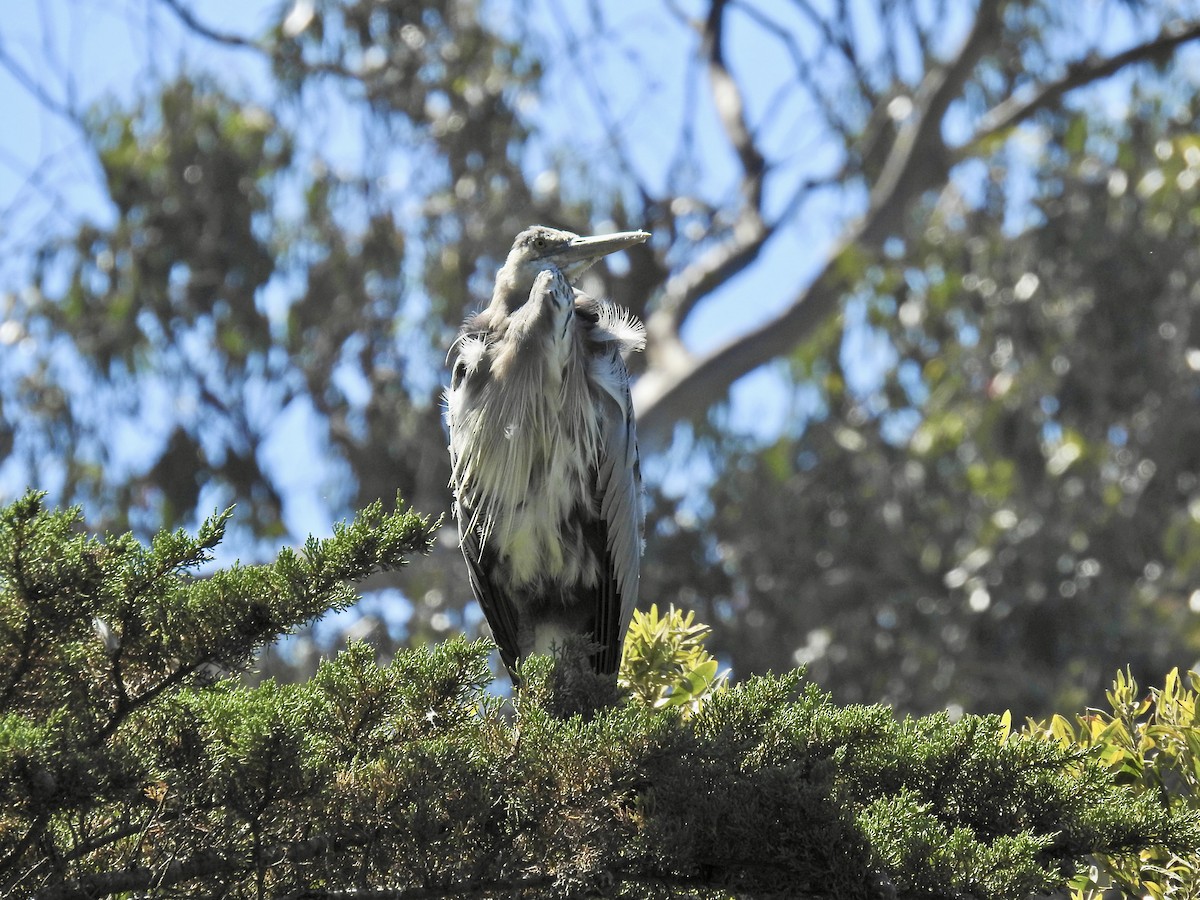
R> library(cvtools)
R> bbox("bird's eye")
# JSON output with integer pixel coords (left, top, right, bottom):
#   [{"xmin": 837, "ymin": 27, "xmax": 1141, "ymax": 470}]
[{"xmin": 534, "ymin": 236, "xmax": 546, "ymax": 248}]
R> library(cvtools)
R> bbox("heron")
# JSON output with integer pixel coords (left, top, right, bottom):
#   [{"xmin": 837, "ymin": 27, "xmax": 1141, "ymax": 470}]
[{"xmin": 445, "ymin": 225, "xmax": 650, "ymax": 679}]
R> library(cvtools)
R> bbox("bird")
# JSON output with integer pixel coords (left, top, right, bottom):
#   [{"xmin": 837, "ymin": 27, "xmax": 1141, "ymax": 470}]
[{"xmin": 445, "ymin": 225, "xmax": 650, "ymax": 679}]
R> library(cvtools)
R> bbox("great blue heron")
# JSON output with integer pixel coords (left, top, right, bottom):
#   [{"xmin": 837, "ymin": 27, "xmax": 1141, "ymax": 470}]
[{"xmin": 445, "ymin": 225, "xmax": 649, "ymax": 679}]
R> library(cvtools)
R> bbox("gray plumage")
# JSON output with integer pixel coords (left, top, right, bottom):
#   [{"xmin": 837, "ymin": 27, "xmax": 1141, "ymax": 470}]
[{"xmin": 445, "ymin": 225, "xmax": 649, "ymax": 677}]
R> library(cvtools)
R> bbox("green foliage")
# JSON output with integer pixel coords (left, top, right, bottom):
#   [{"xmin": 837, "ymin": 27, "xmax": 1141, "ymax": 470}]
[
  {"xmin": 1025, "ymin": 668, "xmax": 1200, "ymax": 899},
  {"xmin": 0, "ymin": 490, "xmax": 434, "ymax": 894},
  {"xmin": 5, "ymin": 0, "xmax": 1200, "ymax": 720},
  {"xmin": 674, "ymin": 81, "xmax": 1200, "ymax": 716},
  {"xmin": 5, "ymin": 1, "xmax": 574, "ymax": 545},
  {"xmin": 620, "ymin": 603, "xmax": 728, "ymax": 715},
  {"xmin": 3, "ymin": 493, "xmax": 1198, "ymax": 898}
]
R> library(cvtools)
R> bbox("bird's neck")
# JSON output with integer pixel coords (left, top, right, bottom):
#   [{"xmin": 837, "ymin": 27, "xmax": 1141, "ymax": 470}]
[
  {"xmin": 490, "ymin": 264, "xmax": 536, "ymax": 314},
  {"xmin": 490, "ymin": 268, "xmax": 576, "ymax": 383}
]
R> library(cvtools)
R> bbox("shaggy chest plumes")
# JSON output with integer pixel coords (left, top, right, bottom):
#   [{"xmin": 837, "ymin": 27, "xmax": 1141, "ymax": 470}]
[
  {"xmin": 445, "ymin": 226, "xmax": 648, "ymax": 677},
  {"xmin": 449, "ymin": 271, "xmax": 607, "ymax": 588}
]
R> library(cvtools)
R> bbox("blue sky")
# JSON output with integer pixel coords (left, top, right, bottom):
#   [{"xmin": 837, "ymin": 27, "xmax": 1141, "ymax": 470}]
[
  {"xmin": 0, "ymin": 0, "xmax": 865, "ymax": 535},
  {"xmin": 4, "ymin": 0, "xmax": 1199, "ymax": 670},
  {"xmin": 2, "ymin": 0, "xmax": 1183, "ymax": 543}
]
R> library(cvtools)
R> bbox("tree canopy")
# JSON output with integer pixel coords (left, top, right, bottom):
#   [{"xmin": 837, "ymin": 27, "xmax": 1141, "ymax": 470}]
[
  {"xmin": 3, "ymin": 0, "xmax": 1200, "ymax": 715},
  {"xmin": 4, "ymin": 493, "xmax": 1200, "ymax": 898}
]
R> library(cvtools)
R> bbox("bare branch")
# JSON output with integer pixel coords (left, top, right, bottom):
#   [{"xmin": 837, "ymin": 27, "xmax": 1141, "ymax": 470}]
[
  {"xmin": 0, "ymin": 144, "xmax": 83, "ymax": 235},
  {"xmin": 649, "ymin": 168, "xmax": 841, "ymax": 351},
  {"xmin": 863, "ymin": 0, "xmax": 1002, "ymax": 237},
  {"xmin": 0, "ymin": 37, "xmax": 83, "ymax": 127},
  {"xmin": 790, "ymin": 0, "xmax": 874, "ymax": 104},
  {"xmin": 636, "ymin": 4, "xmax": 1200, "ymax": 441},
  {"xmin": 640, "ymin": 0, "xmax": 781, "ymax": 373},
  {"xmin": 664, "ymin": 50, "xmax": 705, "ymax": 206},
  {"xmin": 156, "ymin": 0, "xmax": 259, "ymax": 50},
  {"xmin": 959, "ymin": 18, "xmax": 1200, "ymax": 159},
  {"xmin": 732, "ymin": 1, "xmax": 862, "ymax": 143},
  {"xmin": 278, "ymin": 874, "xmax": 555, "ymax": 900},
  {"xmin": 547, "ymin": 4, "xmax": 656, "ymax": 204},
  {"xmin": 30, "ymin": 850, "xmax": 226, "ymax": 899},
  {"xmin": 634, "ymin": 228, "xmax": 846, "ymax": 441},
  {"xmin": 704, "ymin": 0, "xmax": 767, "ymax": 206},
  {"xmin": 634, "ymin": 0, "xmax": 1007, "ymax": 440}
]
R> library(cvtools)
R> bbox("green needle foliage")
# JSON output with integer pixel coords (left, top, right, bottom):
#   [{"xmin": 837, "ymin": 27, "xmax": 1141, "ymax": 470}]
[
  {"xmin": 2, "ymin": 493, "xmax": 1197, "ymax": 898},
  {"xmin": 0, "ymin": 490, "xmax": 436, "ymax": 896}
]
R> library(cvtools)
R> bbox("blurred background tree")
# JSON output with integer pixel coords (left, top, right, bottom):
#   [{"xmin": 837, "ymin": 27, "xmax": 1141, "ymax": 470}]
[{"xmin": 2, "ymin": 0, "xmax": 1200, "ymax": 716}]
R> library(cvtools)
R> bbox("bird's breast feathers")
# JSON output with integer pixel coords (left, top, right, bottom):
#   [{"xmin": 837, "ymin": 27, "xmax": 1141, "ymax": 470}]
[{"xmin": 447, "ymin": 310, "xmax": 637, "ymax": 591}]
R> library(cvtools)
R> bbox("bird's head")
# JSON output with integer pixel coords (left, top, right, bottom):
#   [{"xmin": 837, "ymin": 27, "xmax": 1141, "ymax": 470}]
[{"xmin": 491, "ymin": 225, "xmax": 650, "ymax": 312}]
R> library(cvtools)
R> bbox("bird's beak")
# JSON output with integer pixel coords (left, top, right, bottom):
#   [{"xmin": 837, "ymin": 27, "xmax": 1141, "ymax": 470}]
[{"xmin": 551, "ymin": 230, "xmax": 650, "ymax": 280}]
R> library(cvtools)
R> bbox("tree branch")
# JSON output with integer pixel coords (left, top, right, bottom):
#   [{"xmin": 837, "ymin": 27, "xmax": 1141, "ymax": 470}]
[
  {"xmin": 31, "ymin": 850, "xmax": 231, "ymax": 900},
  {"xmin": 0, "ymin": 37, "xmax": 84, "ymax": 128},
  {"xmin": 635, "ymin": 4, "xmax": 1200, "ymax": 441},
  {"xmin": 862, "ymin": 0, "xmax": 1003, "ymax": 240},
  {"xmin": 546, "ymin": 4, "xmax": 656, "ymax": 205},
  {"xmin": 642, "ymin": 0, "xmax": 777, "ymax": 374},
  {"xmin": 704, "ymin": 0, "xmax": 767, "ymax": 208},
  {"xmin": 279, "ymin": 875, "xmax": 555, "ymax": 900},
  {"xmin": 652, "ymin": 212, "xmax": 770, "ymax": 329},
  {"xmin": 634, "ymin": 0, "xmax": 1007, "ymax": 440},
  {"xmin": 958, "ymin": 18, "xmax": 1200, "ymax": 159},
  {"xmin": 156, "ymin": 0, "xmax": 259, "ymax": 50}
]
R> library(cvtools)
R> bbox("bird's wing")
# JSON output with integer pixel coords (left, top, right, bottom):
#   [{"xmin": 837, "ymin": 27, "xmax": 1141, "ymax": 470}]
[
  {"xmin": 581, "ymin": 299, "xmax": 645, "ymax": 673},
  {"xmin": 456, "ymin": 508, "xmax": 522, "ymax": 675},
  {"xmin": 445, "ymin": 328, "xmax": 523, "ymax": 675}
]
